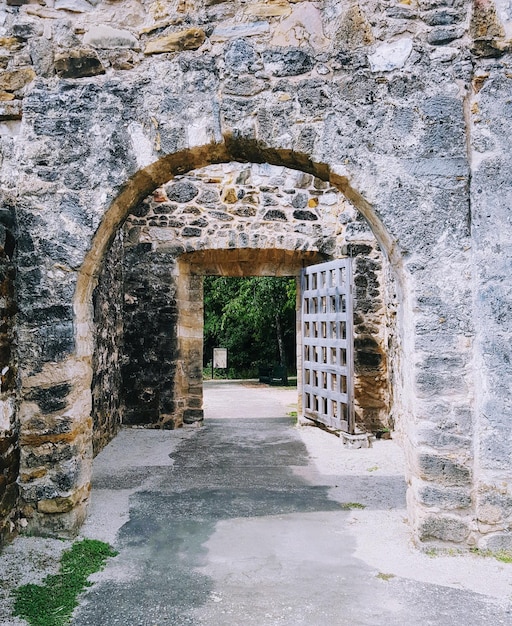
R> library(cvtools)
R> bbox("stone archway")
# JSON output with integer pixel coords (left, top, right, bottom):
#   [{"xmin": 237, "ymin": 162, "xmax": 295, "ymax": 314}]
[
  {"xmin": 107, "ymin": 162, "xmax": 391, "ymax": 435},
  {"xmin": 1, "ymin": 0, "xmax": 510, "ymax": 555},
  {"xmin": 14, "ymin": 140, "xmax": 474, "ymax": 548},
  {"xmin": 174, "ymin": 247, "xmax": 324, "ymax": 428}
]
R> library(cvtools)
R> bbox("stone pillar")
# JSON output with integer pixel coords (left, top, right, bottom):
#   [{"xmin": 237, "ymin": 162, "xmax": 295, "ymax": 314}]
[
  {"xmin": 402, "ymin": 256, "xmax": 476, "ymax": 546},
  {"xmin": 17, "ymin": 362, "xmax": 93, "ymax": 537},
  {"xmin": 121, "ymin": 240, "xmax": 180, "ymax": 428},
  {"xmin": 175, "ymin": 261, "xmax": 204, "ymax": 425},
  {"xmin": 91, "ymin": 230, "xmax": 124, "ymax": 454},
  {"xmin": 470, "ymin": 64, "xmax": 512, "ymax": 550},
  {"xmin": 350, "ymin": 245, "xmax": 390, "ymax": 432}
]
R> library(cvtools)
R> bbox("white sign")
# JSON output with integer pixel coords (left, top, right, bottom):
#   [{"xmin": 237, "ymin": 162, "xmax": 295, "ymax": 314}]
[{"xmin": 213, "ymin": 348, "xmax": 228, "ymax": 369}]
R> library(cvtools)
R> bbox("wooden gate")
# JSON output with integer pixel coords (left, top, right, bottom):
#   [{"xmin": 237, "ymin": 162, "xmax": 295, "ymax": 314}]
[{"xmin": 301, "ymin": 259, "xmax": 354, "ymax": 433}]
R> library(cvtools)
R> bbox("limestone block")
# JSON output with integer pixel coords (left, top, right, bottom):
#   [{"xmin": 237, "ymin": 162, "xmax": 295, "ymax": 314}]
[
  {"xmin": 417, "ymin": 453, "xmax": 471, "ymax": 486},
  {"xmin": 54, "ymin": 49, "xmax": 105, "ymax": 78},
  {"xmin": 0, "ymin": 100, "xmax": 22, "ymax": 121},
  {"xmin": 23, "ymin": 383, "xmax": 71, "ymax": 415},
  {"xmin": 262, "ymin": 48, "xmax": 314, "ymax": 76},
  {"xmin": 0, "ymin": 398, "xmax": 14, "ymax": 431},
  {"xmin": 166, "ymin": 181, "xmax": 199, "ymax": 203},
  {"xmin": 20, "ymin": 467, "xmax": 47, "ymax": 482},
  {"xmin": 37, "ymin": 483, "xmax": 90, "ymax": 514},
  {"xmin": 418, "ymin": 514, "xmax": 470, "ymax": 542},
  {"xmin": 25, "ymin": 7, "xmax": 63, "ymax": 19},
  {"xmin": 477, "ymin": 502, "xmax": 506, "ymax": 525},
  {"xmin": 108, "ymin": 50, "xmax": 137, "ymax": 71},
  {"xmin": 211, "ymin": 22, "xmax": 270, "ymax": 41},
  {"xmin": 245, "ymin": 1, "xmax": 291, "ymax": 18},
  {"xmin": 0, "ymin": 37, "xmax": 23, "ymax": 52},
  {"xmin": 144, "ymin": 29, "xmax": 206, "ymax": 54},
  {"xmin": 427, "ymin": 26, "xmax": 464, "ymax": 45},
  {"xmin": 0, "ymin": 68, "xmax": 36, "ymax": 92},
  {"xmin": 471, "ymin": 0, "xmax": 506, "ymax": 39},
  {"xmin": 11, "ymin": 20, "xmax": 44, "ymax": 40},
  {"xmin": 335, "ymin": 4, "xmax": 374, "ymax": 49},
  {"xmin": 417, "ymin": 483, "xmax": 472, "ymax": 510},
  {"xmin": 368, "ymin": 38, "xmax": 413, "ymax": 72},
  {"xmin": 422, "ymin": 9, "xmax": 464, "ymax": 27},
  {"xmin": 55, "ymin": 0, "xmax": 99, "ymax": 12},
  {"xmin": 223, "ymin": 76, "xmax": 267, "ymax": 97},
  {"xmin": 224, "ymin": 39, "xmax": 258, "ymax": 73},
  {"xmin": 221, "ymin": 187, "xmax": 238, "ymax": 204},
  {"xmin": 272, "ymin": 2, "xmax": 328, "ymax": 49},
  {"xmin": 84, "ymin": 25, "xmax": 139, "ymax": 50},
  {"xmin": 29, "ymin": 38, "xmax": 55, "ymax": 78},
  {"xmin": 476, "ymin": 486, "xmax": 512, "ymax": 525},
  {"xmin": 479, "ymin": 532, "xmax": 512, "ymax": 551}
]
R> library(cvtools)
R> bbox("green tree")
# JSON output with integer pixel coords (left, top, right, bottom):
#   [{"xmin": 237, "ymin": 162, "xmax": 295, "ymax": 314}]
[{"xmin": 203, "ymin": 276, "xmax": 297, "ymax": 377}]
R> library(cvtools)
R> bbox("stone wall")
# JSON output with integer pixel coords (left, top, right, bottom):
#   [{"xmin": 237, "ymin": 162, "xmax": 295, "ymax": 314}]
[
  {"xmin": 0, "ymin": 202, "xmax": 18, "ymax": 547},
  {"xmin": 0, "ymin": 0, "xmax": 510, "ymax": 548},
  {"xmin": 91, "ymin": 230, "xmax": 124, "ymax": 455},
  {"xmin": 122, "ymin": 162, "xmax": 390, "ymax": 430},
  {"xmin": 470, "ymin": 58, "xmax": 512, "ymax": 550},
  {"xmin": 122, "ymin": 240, "xmax": 180, "ymax": 428},
  {"xmin": 351, "ymin": 243, "xmax": 390, "ymax": 432}
]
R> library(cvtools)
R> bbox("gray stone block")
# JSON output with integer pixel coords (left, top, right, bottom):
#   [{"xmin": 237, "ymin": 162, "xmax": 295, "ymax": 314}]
[
  {"xmin": 419, "ymin": 485, "xmax": 472, "ymax": 509},
  {"xmin": 417, "ymin": 454, "xmax": 471, "ymax": 486},
  {"xmin": 418, "ymin": 514, "xmax": 470, "ymax": 542}
]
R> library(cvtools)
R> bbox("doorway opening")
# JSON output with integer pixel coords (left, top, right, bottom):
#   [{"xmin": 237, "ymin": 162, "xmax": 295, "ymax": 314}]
[
  {"xmin": 91, "ymin": 162, "xmax": 394, "ymax": 450},
  {"xmin": 203, "ymin": 275, "xmax": 297, "ymax": 383}
]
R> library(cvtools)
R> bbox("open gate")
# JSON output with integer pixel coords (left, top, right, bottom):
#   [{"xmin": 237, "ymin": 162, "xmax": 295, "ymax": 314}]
[{"xmin": 301, "ymin": 259, "xmax": 354, "ymax": 434}]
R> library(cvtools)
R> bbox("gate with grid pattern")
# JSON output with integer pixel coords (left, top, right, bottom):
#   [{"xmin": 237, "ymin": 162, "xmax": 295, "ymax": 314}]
[{"xmin": 301, "ymin": 259, "xmax": 354, "ymax": 433}]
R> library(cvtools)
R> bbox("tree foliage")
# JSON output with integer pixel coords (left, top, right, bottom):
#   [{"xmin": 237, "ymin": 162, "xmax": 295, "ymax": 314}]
[{"xmin": 203, "ymin": 276, "xmax": 297, "ymax": 375}]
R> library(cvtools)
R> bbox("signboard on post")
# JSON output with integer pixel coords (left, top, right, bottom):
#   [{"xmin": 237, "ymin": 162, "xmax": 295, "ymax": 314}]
[
  {"xmin": 212, "ymin": 348, "xmax": 228, "ymax": 379},
  {"xmin": 213, "ymin": 348, "xmax": 228, "ymax": 369}
]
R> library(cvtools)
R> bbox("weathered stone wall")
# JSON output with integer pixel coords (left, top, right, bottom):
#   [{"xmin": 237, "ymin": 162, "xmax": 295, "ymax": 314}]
[
  {"xmin": 122, "ymin": 162, "xmax": 390, "ymax": 430},
  {"xmin": 0, "ymin": 201, "xmax": 18, "ymax": 547},
  {"xmin": 122, "ymin": 240, "xmax": 179, "ymax": 428},
  {"xmin": 351, "ymin": 243, "xmax": 390, "ymax": 432},
  {"xmin": 91, "ymin": 229, "xmax": 124, "ymax": 455},
  {"xmin": 0, "ymin": 0, "xmax": 510, "ymax": 548}
]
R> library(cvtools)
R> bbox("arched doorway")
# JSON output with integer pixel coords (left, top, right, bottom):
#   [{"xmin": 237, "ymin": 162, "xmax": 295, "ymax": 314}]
[
  {"xmin": 17, "ymin": 142, "xmax": 474, "ymax": 547},
  {"xmin": 107, "ymin": 162, "xmax": 391, "ymax": 437}
]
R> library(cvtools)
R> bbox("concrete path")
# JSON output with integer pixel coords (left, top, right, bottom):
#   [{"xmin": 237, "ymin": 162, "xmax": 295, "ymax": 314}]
[{"xmin": 1, "ymin": 381, "xmax": 511, "ymax": 625}]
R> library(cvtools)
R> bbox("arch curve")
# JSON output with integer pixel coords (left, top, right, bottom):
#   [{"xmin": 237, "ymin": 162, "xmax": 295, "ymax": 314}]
[{"xmin": 75, "ymin": 138, "xmax": 401, "ymax": 363}]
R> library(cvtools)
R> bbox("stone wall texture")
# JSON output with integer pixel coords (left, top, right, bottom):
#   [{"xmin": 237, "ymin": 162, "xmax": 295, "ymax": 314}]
[
  {"xmin": 0, "ymin": 0, "xmax": 510, "ymax": 549},
  {"xmin": 91, "ymin": 230, "xmax": 124, "ymax": 455}
]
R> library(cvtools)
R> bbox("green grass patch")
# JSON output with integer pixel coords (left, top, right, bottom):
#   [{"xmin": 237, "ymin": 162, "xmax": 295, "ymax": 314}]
[
  {"xmin": 376, "ymin": 572, "xmax": 395, "ymax": 581},
  {"xmin": 424, "ymin": 547, "xmax": 438, "ymax": 557},
  {"xmin": 339, "ymin": 502, "xmax": 366, "ymax": 510},
  {"xmin": 12, "ymin": 538, "xmax": 118, "ymax": 626},
  {"xmin": 495, "ymin": 550, "xmax": 512, "ymax": 563},
  {"xmin": 470, "ymin": 547, "xmax": 512, "ymax": 563}
]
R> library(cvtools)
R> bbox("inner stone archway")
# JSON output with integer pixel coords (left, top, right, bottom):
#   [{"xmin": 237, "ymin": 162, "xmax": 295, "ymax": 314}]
[{"xmin": 102, "ymin": 163, "xmax": 392, "ymax": 437}]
